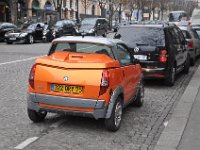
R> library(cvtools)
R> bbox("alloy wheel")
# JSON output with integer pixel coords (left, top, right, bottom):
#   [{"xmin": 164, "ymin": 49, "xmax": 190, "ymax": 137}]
[
  {"xmin": 29, "ymin": 35, "xmax": 34, "ymax": 44},
  {"xmin": 114, "ymin": 101, "xmax": 122, "ymax": 127}
]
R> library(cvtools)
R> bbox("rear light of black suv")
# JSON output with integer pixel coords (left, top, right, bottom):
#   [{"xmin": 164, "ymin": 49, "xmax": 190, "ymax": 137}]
[
  {"xmin": 159, "ymin": 50, "xmax": 168, "ymax": 63},
  {"xmin": 187, "ymin": 40, "xmax": 194, "ymax": 49}
]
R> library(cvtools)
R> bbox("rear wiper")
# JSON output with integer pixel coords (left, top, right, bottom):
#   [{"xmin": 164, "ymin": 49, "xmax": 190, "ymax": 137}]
[{"xmin": 136, "ymin": 43, "xmax": 149, "ymax": 46}]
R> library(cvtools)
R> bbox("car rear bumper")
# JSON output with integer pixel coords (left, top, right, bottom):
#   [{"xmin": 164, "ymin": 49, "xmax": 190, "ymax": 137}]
[
  {"xmin": 142, "ymin": 67, "xmax": 166, "ymax": 78},
  {"xmin": 27, "ymin": 93, "xmax": 107, "ymax": 119}
]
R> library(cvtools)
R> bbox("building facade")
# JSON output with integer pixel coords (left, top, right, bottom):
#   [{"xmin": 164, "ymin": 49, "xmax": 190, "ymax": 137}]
[{"xmin": 25, "ymin": 0, "xmax": 101, "ymax": 23}]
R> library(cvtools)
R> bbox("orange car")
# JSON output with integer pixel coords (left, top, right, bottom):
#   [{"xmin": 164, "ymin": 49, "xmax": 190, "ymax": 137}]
[{"xmin": 27, "ymin": 36, "xmax": 144, "ymax": 131}]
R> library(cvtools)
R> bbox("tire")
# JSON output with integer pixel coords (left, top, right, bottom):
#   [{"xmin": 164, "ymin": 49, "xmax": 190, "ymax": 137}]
[
  {"xmin": 27, "ymin": 35, "xmax": 34, "ymax": 44},
  {"xmin": 190, "ymin": 50, "xmax": 196, "ymax": 66},
  {"xmin": 164, "ymin": 66, "xmax": 176, "ymax": 86},
  {"xmin": 105, "ymin": 97, "xmax": 123, "ymax": 132},
  {"xmin": 42, "ymin": 37, "xmax": 48, "ymax": 43},
  {"xmin": 72, "ymin": 29, "xmax": 76, "ymax": 36},
  {"xmin": 6, "ymin": 41, "xmax": 12, "ymax": 44},
  {"xmin": 190, "ymin": 56, "xmax": 195, "ymax": 66},
  {"xmin": 132, "ymin": 78, "xmax": 144, "ymax": 107},
  {"xmin": 27, "ymin": 109, "xmax": 47, "ymax": 122},
  {"xmin": 102, "ymin": 33, "xmax": 106, "ymax": 37},
  {"xmin": 183, "ymin": 55, "xmax": 190, "ymax": 74}
]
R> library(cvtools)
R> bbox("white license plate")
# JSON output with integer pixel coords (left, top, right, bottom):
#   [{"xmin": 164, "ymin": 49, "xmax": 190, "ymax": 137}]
[
  {"xmin": 134, "ymin": 55, "xmax": 147, "ymax": 60},
  {"xmin": 9, "ymin": 37, "xmax": 16, "ymax": 40}
]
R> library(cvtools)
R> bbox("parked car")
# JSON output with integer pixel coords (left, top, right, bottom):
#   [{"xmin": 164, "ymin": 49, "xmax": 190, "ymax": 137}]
[
  {"xmin": 78, "ymin": 18, "xmax": 108, "ymax": 36},
  {"xmin": 0, "ymin": 22, "xmax": 17, "ymax": 41},
  {"xmin": 168, "ymin": 10, "xmax": 188, "ymax": 22},
  {"xmin": 27, "ymin": 36, "xmax": 144, "ymax": 131},
  {"xmin": 4, "ymin": 22, "xmax": 48, "ymax": 44},
  {"xmin": 192, "ymin": 25, "xmax": 200, "ymax": 38},
  {"xmin": 179, "ymin": 26, "xmax": 200, "ymax": 66},
  {"xmin": 190, "ymin": 8, "xmax": 200, "ymax": 25},
  {"xmin": 53, "ymin": 19, "xmax": 77, "ymax": 37},
  {"xmin": 114, "ymin": 23, "xmax": 190, "ymax": 86}
]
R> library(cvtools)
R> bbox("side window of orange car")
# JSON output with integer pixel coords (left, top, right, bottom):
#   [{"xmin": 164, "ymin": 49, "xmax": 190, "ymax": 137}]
[{"xmin": 116, "ymin": 44, "xmax": 133, "ymax": 66}]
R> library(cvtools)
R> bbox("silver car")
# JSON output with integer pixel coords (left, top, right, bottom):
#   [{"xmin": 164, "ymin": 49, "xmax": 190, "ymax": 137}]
[{"xmin": 179, "ymin": 26, "xmax": 200, "ymax": 66}]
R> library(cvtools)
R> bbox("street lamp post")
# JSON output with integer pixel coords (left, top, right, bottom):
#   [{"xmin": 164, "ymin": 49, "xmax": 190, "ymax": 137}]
[
  {"xmin": 119, "ymin": 3, "xmax": 122, "ymax": 23},
  {"xmin": 76, "ymin": 0, "xmax": 79, "ymax": 22}
]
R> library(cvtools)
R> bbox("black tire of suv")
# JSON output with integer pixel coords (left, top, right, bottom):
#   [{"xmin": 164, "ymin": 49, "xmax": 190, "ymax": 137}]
[
  {"xmin": 164, "ymin": 66, "xmax": 176, "ymax": 86},
  {"xmin": 183, "ymin": 55, "xmax": 190, "ymax": 74},
  {"xmin": 6, "ymin": 41, "xmax": 12, "ymax": 44},
  {"xmin": 190, "ymin": 57, "xmax": 195, "ymax": 66},
  {"xmin": 132, "ymin": 78, "xmax": 144, "ymax": 107},
  {"xmin": 190, "ymin": 51, "xmax": 196, "ymax": 66},
  {"xmin": 27, "ymin": 109, "xmax": 47, "ymax": 122},
  {"xmin": 105, "ymin": 97, "xmax": 123, "ymax": 132}
]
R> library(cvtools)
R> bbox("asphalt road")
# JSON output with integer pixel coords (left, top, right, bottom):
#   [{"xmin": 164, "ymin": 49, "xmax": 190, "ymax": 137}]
[{"xmin": 0, "ymin": 41, "xmax": 199, "ymax": 150}]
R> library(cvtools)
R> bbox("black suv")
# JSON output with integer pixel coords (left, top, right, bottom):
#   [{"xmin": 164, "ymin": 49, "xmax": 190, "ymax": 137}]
[
  {"xmin": 53, "ymin": 20, "xmax": 77, "ymax": 37},
  {"xmin": 115, "ymin": 23, "xmax": 190, "ymax": 86},
  {"xmin": 78, "ymin": 18, "xmax": 108, "ymax": 36}
]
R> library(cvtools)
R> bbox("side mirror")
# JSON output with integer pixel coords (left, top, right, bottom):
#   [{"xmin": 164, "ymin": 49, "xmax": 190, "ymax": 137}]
[{"xmin": 114, "ymin": 33, "xmax": 121, "ymax": 39}]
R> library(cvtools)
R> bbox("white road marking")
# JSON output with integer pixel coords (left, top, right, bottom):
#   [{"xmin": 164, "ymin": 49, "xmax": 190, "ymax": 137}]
[
  {"xmin": 0, "ymin": 56, "xmax": 43, "ymax": 66},
  {"xmin": 164, "ymin": 121, "xmax": 168, "ymax": 127},
  {"xmin": 14, "ymin": 137, "xmax": 39, "ymax": 149}
]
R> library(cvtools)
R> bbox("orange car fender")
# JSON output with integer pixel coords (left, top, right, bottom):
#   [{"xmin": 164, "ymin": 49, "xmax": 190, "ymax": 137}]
[{"xmin": 105, "ymin": 85, "xmax": 124, "ymax": 119}]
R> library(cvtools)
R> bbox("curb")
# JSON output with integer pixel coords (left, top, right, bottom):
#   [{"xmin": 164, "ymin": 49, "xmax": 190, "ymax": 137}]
[{"xmin": 154, "ymin": 65, "xmax": 200, "ymax": 150}]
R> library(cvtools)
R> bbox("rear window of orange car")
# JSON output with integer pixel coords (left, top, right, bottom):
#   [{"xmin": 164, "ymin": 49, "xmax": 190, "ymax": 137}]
[{"xmin": 49, "ymin": 42, "xmax": 114, "ymax": 58}]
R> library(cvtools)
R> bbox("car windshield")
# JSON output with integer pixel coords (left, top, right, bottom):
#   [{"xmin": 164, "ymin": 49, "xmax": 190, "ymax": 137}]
[
  {"xmin": 54, "ymin": 21, "xmax": 63, "ymax": 27},
  {"xmin": 81, "ymin": 19, "xmax": 96, "ymax": 26},
  {"xmin": 117, "ymin": 26, "xmax": 165, "ymax": 47},
  {"xmin": 49, "ymin": 42, "xmax": 113, "ymax": 57},
  {"xmin": 27, "ymin": 24, "xmax": 36, "ymax": 30},
  {"xmin": 169, "ymin": 12, "xmax": 187, "ymax": 22}
]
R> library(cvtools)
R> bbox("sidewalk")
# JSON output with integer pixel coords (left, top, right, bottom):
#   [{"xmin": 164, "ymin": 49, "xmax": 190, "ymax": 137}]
[{"xmin": 154, "ymin": 65, "xmax": 200, "ymax": 150}]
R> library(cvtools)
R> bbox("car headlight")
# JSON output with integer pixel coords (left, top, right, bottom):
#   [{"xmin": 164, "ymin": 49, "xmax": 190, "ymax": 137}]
[
  {"xmin": 43, "ymin": 30, "xmax": 47, "ymax": 35},
  {"xmin": 88, "ymin": 29, "xmax": 95, "ymax": 33},
  {"xmin": 20, "ymin": 33, "xmax": 28, "ymax": 37}
]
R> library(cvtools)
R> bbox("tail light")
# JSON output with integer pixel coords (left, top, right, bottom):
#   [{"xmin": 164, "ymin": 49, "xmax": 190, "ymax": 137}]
[
  {"xmin": 29, "ymin": 64, "xmax": 36, "ymax": 89},
  {"xmin": 99, "ymin": 70, "xmax": 109, "ymax": 95},
  {"xmin": 187, "ymin": 40, "xmax": 193, "ymax": 49},
  {"xmin": 159, "ymin": 50, "xmax": 168, "ymax": 63}
]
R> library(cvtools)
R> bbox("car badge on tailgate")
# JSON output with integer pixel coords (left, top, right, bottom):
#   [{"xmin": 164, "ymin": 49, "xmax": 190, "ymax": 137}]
[
  {"xmin": 63, "ymin": 76, "xmax": 68, "ymax": 81},
  {"xmin": 134, "ymin": 47, "xmax": 140, "ymax": 53}
]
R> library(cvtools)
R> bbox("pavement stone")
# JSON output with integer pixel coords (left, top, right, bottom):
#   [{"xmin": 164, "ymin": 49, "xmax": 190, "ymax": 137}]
[{"xmin": 154, "ymin": 65, "xmax": 200, "ymax": 150}]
